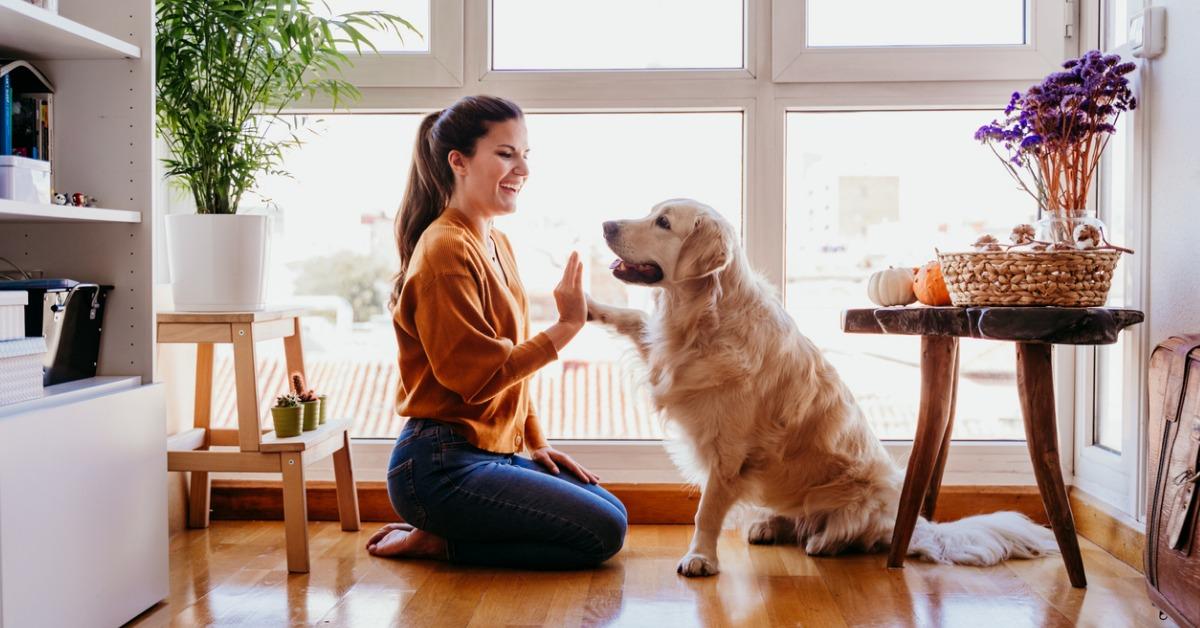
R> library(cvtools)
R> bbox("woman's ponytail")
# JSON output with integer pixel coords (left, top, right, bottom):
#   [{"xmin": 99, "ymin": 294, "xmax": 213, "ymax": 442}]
[{"xmin": 390, "ymin": 111, "xmax": 448, "ymax": 308}]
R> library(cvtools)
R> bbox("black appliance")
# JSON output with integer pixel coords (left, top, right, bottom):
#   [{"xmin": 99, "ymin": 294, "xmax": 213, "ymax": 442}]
[{"xmin": 0, "ymin": 279, "xmax": 111, "ymax": 385}]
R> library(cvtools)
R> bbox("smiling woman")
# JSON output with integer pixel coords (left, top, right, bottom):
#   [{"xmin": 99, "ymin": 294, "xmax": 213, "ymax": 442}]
[{"xmin": 367, "ymin": 94, "xmax": 630, "ymax": 570}]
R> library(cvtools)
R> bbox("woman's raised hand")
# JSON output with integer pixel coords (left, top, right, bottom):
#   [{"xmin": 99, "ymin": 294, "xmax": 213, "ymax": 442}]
[{"xmin": 553, "ymin": 251, "xmax": 586, "ymax": 328}]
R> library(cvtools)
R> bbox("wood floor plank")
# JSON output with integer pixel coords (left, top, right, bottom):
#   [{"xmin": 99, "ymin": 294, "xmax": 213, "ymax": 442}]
[
  {"xmin": 1005, "ymin": 537, "xmax": 1166, "ymax": 628},
  {"xmin": 133, "ymin": 521, "xmax": 1163, "ymax": 627},
  {"xmin": 759, "ymin": 576, "xmax": 847, "ymax": 627},
  {"xmin": 400, "ymin": 567, "xmax": 496, "ymax": 627}
]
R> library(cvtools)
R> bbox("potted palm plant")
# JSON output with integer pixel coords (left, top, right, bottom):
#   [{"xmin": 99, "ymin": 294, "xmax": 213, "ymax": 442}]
[{"xmin": 156, "ymin": 0, "xmax": 416, "ymax": 311}]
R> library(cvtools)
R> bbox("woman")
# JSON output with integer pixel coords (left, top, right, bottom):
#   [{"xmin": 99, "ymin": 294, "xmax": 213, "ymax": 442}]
[{"xmin": 366, "ymin": 95, "xmax": 628, "ymax": 569}]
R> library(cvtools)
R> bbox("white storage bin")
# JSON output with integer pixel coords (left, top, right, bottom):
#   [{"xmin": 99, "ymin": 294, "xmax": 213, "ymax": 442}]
[
  {"xmin": 0, "ymin": 291, "xmax": 27, "ymax": 341},
  {"xmin": 0, "ymin": 337, "xmax": 46, "ymax": 405},
  {"xmin": 0, "ymin": 155, "xmax": 52, "ymax": 204}
]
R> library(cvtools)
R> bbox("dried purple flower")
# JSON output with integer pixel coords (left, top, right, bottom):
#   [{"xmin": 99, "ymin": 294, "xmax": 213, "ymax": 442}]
[{"xmin": 975, "ymin": 50, "xmax": 1137, "ymax": 214}]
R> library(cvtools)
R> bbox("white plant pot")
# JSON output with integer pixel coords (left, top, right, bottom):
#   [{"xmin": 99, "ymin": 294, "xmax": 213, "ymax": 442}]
[{"xmin": 166, "ymin": 214, "xmax": 268, "ymax": 312}]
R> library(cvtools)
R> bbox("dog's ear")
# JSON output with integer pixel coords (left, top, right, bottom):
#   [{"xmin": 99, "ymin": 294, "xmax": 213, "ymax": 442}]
[{"xmin": 676, "ymin": 215, "xmax": 731, "ymax": 281}]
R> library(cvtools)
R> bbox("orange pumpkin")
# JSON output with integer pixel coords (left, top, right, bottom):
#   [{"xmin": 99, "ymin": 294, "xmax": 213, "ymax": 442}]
[{"xmin": 914, "ymin": 260, "xmax": 952, "ymax": 306}]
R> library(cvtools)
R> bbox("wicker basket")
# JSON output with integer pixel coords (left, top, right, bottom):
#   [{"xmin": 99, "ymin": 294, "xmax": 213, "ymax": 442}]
[{"xmin": 938, "ymin": 249, "xmax": 1121, "ymax": 307}]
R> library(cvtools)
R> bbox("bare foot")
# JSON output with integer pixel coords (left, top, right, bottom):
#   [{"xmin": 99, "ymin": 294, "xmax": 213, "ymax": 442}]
[{"xmin": 366, "ymin": 523, "xmax": 448, "ymax": 560}]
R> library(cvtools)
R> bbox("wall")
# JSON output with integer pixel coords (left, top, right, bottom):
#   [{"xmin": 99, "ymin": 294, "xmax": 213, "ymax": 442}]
[{"xmin": 1147, "ymin": 1, "xmax": 1200, "ymax": 342}]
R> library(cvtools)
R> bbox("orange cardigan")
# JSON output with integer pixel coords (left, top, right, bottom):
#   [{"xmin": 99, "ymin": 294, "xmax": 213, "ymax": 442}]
[{"xmin": 393, "ymin": 208, "xmax": 557, "ymax": 453}]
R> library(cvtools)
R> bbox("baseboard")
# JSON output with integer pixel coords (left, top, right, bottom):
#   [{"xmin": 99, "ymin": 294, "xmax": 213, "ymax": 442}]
[
  {"xmin": 207, "ymin": 480, "xmax": 1047, "ymax": 526},
  {"xmin": 1069, "ymin": 486, "xmax": 1145, "ymax": 572}
]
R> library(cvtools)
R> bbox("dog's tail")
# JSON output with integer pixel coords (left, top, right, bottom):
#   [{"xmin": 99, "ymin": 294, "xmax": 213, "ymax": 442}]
[{"xmin": 906, "ymin": 511, "xmax": 1059, "ymax": 566}]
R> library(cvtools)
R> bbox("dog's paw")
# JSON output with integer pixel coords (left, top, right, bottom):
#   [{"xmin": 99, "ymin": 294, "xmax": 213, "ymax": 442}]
[
  {"xmin": 747, "ymin": 520, "xmax": 779, "ymax": 545},
  {"xmin": 747, "ymin": 516, "xmax": 796, "ymax": 545},
  {"xmin": 676, "ymin": 552, "xmax": 720, "ymax": 577},
  {"xmin": 585, "ymin": 295, "xmax": 608, "ymax": 324}
]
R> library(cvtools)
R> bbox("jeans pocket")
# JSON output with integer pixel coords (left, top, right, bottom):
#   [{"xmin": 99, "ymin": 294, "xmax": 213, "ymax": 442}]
[{"xmin": 386, "ymin": 459, "xmax": 428, "ymax": 529}]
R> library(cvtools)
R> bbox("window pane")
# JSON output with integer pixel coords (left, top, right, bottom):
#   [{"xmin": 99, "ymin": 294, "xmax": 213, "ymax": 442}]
[
  {"xmin": 507, "ymin": 113, "xmax": 743, "ymax": 439},
  {"xmin": 1096, "ymin": 346, "xmax": 1125, "ymax": 451},
  {"xmin": 1106, "ymin": 0, "xmax": 1130, "ymax": 50},
  {"xmin": 206, "ymin": 115, "xmax": 420, "ymax": 439},
  {"xmin": 206, "ymin": 113, "xmax": 741, "ymax": 440},
  {"xmin": 807, "ymin": 0, "xmax": 1026, "ymax": 48},
  {"xmin": 492, "ymin": 0, "xmax": 743, "ymax": 70},
  {"xmin": 1096, "ymin": 114, "xmax": 1130, "ymax": 452},
  {"xmin": 786, "ymin": 111, "xmax": 1036, "ymax": 440},
  {"xmin": 319, "ymin": 0, "xmax": 430, "ymax": 52}
]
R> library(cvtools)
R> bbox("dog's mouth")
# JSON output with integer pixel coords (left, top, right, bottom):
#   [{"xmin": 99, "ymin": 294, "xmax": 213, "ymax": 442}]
[{"xmin": 609, "ymin": 257, "xmax": 664, "ymax": 284}]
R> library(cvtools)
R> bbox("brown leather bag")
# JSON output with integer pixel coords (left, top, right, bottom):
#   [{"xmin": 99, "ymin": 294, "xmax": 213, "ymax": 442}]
[{"xmin": 1146, "ymin": 335, "xmax": 1200, "ymax": 628}]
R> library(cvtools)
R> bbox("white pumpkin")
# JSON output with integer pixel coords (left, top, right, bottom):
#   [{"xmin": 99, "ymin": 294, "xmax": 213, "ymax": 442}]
[{"xmin": 867, "ymin": 267, "xmax": 918, "ymax": 306}]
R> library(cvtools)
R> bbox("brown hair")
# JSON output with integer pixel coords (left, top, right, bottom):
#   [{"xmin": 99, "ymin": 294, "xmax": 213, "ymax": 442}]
[{"xmin": 389, "ymin": 95, "xmax": 524, "ymax": 307}]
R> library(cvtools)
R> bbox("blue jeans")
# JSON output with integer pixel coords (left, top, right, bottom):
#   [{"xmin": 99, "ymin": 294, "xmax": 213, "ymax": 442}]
[{"xmin": 386, "ymin": 418, "xmax": 628, "ymax": 569}]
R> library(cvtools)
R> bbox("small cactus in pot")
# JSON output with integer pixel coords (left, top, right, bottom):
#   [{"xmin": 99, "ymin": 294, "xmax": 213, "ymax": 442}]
[
  {"xmin": 271, "ymin": 392, "xmax": 303, "ymax": 438},
  {"xmin": 291, "ymin": 372, "xmax": 321, "ymax": 431}
]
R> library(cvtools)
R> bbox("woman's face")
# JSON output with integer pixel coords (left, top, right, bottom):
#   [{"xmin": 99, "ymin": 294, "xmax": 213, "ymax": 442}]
[{"xmin": 449, "ymin": 117, "xmax": 530, "ymax": 218}]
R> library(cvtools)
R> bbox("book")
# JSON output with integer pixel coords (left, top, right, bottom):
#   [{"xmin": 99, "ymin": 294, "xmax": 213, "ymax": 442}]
[
  {"xmin": 1, "ymin": 73, "xmax": 11, "ymax": 156},
  {"xmin": 22, "ymin": 92, "xmax": 52, "ymax": 163},
  {"xmin": 10, "ymin": 96, "xmax": 38, "ymax": 159},
  {"xmin": 0, "ymin": 62, "xmax": 53, "ymax": 165}
]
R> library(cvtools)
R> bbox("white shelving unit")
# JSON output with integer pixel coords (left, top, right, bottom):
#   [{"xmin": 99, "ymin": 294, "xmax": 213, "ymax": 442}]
[
  {"xmin": 0, "ymin": 198, "xmax": 141, "ymax": 223},
  {"xmin": 0, "ymin": 0, "xmax": 140, "ymax": 59},
  {"xmin": 0, "ymin": 375, "xmax": 140, "ymax": 418},
  {"xmin": 0, "ymin": 1, "xmax": 165, "ymax": 626}
]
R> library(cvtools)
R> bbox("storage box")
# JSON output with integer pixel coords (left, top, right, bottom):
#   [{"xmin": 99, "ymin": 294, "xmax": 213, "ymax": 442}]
[
  {"xmin": 0, "ymin": 155, "xmax": 51, "ymax": 204},
  {"xmin": 0, "ymin": 280, "xmax": 111, "ymax": 385},
  {"xmin": 0, "ymin": 291, "xmax": 26, "ymax": 341},
  {"xmin": 0, "ymin": 336, "xmax": 46, "ymax": 405}
]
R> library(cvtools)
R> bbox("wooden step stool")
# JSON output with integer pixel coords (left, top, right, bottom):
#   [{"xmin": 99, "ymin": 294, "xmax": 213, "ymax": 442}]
[{"xmin": 159, "ymin": 309, "xmax": 361, "ymax": 573}]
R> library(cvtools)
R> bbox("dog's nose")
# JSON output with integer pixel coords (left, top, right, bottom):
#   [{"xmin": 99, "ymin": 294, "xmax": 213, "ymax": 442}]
[{"xmin": 603, "ymin": 221, "xmax": 619, "ymax": 239}]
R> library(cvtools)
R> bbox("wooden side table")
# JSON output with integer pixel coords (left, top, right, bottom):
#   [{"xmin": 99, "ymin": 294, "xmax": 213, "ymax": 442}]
[
  {"xmin": 158, "ymin": 309, "xmax": 361, "ymax": 573},
  {"xmin": 842, "ymin": 306, "xmax": 1144, "ymax": 588}
]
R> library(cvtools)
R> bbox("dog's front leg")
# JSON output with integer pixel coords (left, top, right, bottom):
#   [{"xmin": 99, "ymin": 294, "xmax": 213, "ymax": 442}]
[
  {"xmin": 677, "ymin": 475, "xmax": 739, "ymax": 577},
  {"xmin": 586, "ymin": 296, "xmax": 652, "ymax": 360}
]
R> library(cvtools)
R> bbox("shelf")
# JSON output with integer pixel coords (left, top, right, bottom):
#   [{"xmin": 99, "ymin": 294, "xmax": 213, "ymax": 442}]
[
  {"xmin": 0, "ymin": 375, "xmax": 141, "ymax": 418},
  {"xmin": 0, "ymin": 198, "xmax": 141, "ymax": 223},
  {"xmin": 0, "ymin": 0, "xmax": 141, "ymax": 60}
]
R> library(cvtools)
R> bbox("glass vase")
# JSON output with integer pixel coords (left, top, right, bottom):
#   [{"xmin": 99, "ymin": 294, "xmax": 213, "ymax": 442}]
[{"xmin": 1035, "ymin": 208, "xmax": 1107, "ymax": 247}]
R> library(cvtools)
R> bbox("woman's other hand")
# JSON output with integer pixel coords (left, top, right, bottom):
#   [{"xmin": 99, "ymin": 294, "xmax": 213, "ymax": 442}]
[{"xmin": 531, "ymin": 445, "xmax": 600, "ymax": 484}]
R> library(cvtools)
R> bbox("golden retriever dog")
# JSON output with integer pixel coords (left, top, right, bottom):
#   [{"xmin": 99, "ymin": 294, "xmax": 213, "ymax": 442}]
[{"xmin": 587, "ymin": 198, "xmax": 1056, "ymax": 577}]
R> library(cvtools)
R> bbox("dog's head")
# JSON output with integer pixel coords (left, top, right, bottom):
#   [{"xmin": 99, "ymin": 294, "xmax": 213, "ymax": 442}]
[{"xmin": 602, "ymin": 199, "xmax": 735, "ymax": 288}]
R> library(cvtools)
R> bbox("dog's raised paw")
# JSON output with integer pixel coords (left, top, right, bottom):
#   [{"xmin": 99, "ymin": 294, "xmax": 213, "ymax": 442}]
[{"xmin": 676, "ymin": 553, "xmax": 720, "ymax": 577}]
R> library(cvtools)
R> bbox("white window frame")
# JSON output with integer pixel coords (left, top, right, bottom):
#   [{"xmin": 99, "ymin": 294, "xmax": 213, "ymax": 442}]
[
  {"xmin": 1070, "ymin": 0, "xmax": 1152, "ymax": 520},
  {"xmin": 255, "ymin": 0, "xmax": 1084, "ymax": 487},
  {"xmin": 333, "ymin": 0, "xmax": 464, "ymax": 87},
  {"xmin": 772, "ymin": 0, "xmax": 1073, "ymax": 83}
]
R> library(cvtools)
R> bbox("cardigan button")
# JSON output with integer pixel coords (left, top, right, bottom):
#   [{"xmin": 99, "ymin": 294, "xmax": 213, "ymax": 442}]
[{"xmin": 515, "ymin": 434, "xmax": 523, "ymax": 448}]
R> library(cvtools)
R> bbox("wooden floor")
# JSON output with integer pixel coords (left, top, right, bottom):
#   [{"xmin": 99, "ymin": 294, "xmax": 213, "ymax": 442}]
[{"xmin": 130, "ymin": 521, "xmax": 1166, "ymax": 627}]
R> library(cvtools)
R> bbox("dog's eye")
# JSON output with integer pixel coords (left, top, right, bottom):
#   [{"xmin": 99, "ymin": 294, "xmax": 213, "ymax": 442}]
[{"xmin": 655, "ymin": 215, "xmax": 671, "ymax": 230}]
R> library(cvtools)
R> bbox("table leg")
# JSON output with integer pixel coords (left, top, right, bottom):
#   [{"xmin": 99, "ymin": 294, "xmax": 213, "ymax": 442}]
[
  {"xmin": 922, "ymin": 343, "xmax": 960, "ymax": 521},
  {"xmin": 888, "ymin": 335, "xmax": 959, "ymax": 568},
  {"xmin": 232, "ymin": 324, "xmax": 262, "ymax": 451},
  {"xmin": 281, "ymin": 453, "xmax": 310, "ymax": 573},
  {"xmin": 188, "ymin": 342, "xmax": 215, "ymax": 529},
  {"xmin": 332, "ymin": 431, "xmax": 361, "ymax": 531},
  {"xmin": 1016, "ymin": 342, "xmax": 1087, "ymax": 588},
  {"xmin": 283, "ymin": 317, "xmax": 306, "ymax": 386}
]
